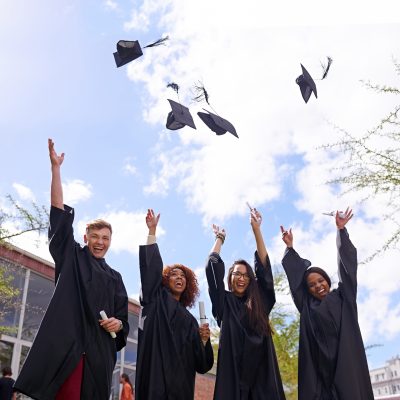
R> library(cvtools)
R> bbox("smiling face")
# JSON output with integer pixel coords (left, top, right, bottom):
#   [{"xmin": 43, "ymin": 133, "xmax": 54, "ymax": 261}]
[
  {"xmin": 84, "ymin": 227, "xmax": 111, "ymax": 259},
  {"xmin": 167, "ymin": 267, "xmax": 187, "ymax": 301},
  {"xmin": 230, "ymin": 263, "xmax": 251, "ymax": 297},
  {"xmin": 306, "ymin": 272, "xmax": 330, "ymax": 300}
]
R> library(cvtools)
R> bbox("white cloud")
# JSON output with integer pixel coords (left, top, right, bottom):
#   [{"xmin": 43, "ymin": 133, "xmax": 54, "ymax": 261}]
[
  {"xmin": 77, "ymin": 210, "xmax": 166, "ymax": 255},
  {"xmin": 4, "ymin": 220, "xmax": 52, "ymax": 263},
  {"xmin": 123, "ymin": 160, "xmax": 138, "ymax": 176},
  {"xmin": 124, "ymin": 1, "xmax": 400, "ymax": 344},
  {"xmin": 123, "ymin": 0, "xmax": 172, "ymax": 32},
  {"xmin": 12, "ymin": 183, "xmax": 36, "ymax": 202},
  {"xmin": 62, "ymin": 179, "xmax": 93, "ymax": 206},
  {"xmin": 125, "ymin": 4, "xmax": 400, "ymax": 224},
  {"xmin": 104, "ymin": 0, "xmax": 118, "ymax": 11}
]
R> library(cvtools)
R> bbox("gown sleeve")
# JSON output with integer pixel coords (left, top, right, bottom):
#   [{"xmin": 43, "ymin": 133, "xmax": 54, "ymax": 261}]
[
  {"xmin": 193, "ymin": 331, "xmax": 214, "ymax": 374},
  {"xmin": 114, "ymin": 271, "xmax": 129, "ymax": 351},
  {"xmin": 254, "ymin": 251, "xmax": 276, "ymax": 315},
  {"xmin": 205, "ymin": 252, "xmax": 226, "ymax": 325},
  {"xmin": 337, "ymin": 227, "xmax": 358, "ymax": 302},
  {"xmin": 138, "ymin": 243, "xmax": 163, "ymax": 305},
  {"xmin": 48, "ymin": 205, "xmax": 75, "ymax": 282},
  {"xmin": 281, "ymin": 247, "xmax": 312, "ymax": 312}
]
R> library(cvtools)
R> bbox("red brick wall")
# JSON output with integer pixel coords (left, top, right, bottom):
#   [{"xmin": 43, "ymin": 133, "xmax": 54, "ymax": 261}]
[{"xmin": 195, "ymin": 373, "xmax": 215, "ymax": 400}]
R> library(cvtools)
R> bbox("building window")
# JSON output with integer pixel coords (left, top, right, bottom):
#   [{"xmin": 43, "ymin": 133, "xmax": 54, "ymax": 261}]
[
  {"xmin": 0, "ymin": 260, "xmax": 25, "ymax": 337},
  {"xmin": 22, "ymin": 272, "xmax": 54, "ymax": 341},
  {"xmin": 128, "ymin": 313, "xmax": 139, "ymax": 341},
  {"xmin": 19, "ymin": 345, "xmax": 31, "ymax": 374},
  {"xmin": 0, "ymin": 340, "xmax": 14, "ymax": 372}
]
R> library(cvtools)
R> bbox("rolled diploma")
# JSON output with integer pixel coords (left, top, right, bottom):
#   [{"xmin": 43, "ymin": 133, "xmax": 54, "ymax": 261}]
[
  {"xmin": 199, "ymin": 301, "xmax": 207, "ymax": 324},
  {"xmin": 100, "ymin": 310, "xmax": 116, "ymax": 339}
]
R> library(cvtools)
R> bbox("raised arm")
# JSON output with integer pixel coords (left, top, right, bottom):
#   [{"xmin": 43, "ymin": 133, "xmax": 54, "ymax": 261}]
[
  {"xmin": 249, "ymin": 208, "xmax": 276, "ymax": 312},
  {"xmin": 210, "ymin": 224, "xmax": 225, "ymax": 255},
  {"xmin": 280, "ymin": 225, "xmax": 310, "ymax": 312},
  {"xmin": 48, "ymin": 138, "xmax": 65, "ymax": 210},
  {"xmin": 146, "ymin": 208, "xmax": 160, "ymax": 242},
  {"xmin": 205, "ymin": 225, "xmax": 226, "ymax": 324},
  {"xmin": 139, "ymin": 209, "xmax": 163, "ymax": 305},
  {"xmin": 250, "ymin": 208, "xmax": 268, "ymax": 266},
  {"xmin": 336, "ymin": 208, "xmax": 358, "ymax": 300}
]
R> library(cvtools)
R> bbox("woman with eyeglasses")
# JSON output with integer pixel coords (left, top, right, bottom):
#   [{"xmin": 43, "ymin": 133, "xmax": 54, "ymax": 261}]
[
  {"xmin": 135, "ymin": 209, "xmax": 214, "ymax": 400},
  {"xmin": 280, "ymin": 208, "xmax": 374, "ymax": 400},
  {"xmin": 206, "ymin": 208, "xmax": 285, "ymax": 399}
]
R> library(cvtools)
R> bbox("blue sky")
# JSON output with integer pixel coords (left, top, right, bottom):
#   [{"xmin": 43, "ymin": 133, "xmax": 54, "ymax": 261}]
[{"xmin": 1, "ymin": 0, "xmax": 400, "ymax": 370}]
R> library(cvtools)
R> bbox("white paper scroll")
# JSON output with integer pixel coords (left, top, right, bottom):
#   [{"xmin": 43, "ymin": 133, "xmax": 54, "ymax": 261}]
[
  {"xmin": 199, "ymin": 301, "xmax": 208, "ymax": 325},
  {"xmin": 100, "ymin": 310, "xmax": 116, "ymax": 339}
]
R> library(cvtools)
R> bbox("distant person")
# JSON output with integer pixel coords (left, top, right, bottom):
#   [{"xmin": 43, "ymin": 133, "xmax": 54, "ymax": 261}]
[
  {"xmin": 206, "ymin": 208, "xmax": 286, "ymax": 399},
  {"xmin": 280, "ymin": 208, "xmax": 374, "ymax": 399},
  {"xmin": 0, "ymin": 367, "xmax": 16, "ymax": 400},
  {"xmin": 120, "ymin": 373, "xmax": 134, "ymax": 400},
  {"xmin": 135, "ymin": 209, "xmax": 214, "ymax": 400},
  {"xmin": 14, "ymin": 139, "xmax": 129, "ymax": 399}
]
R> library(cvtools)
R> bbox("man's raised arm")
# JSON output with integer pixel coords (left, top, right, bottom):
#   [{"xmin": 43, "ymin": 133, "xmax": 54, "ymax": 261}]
[{"xmin": 48, "ymin": 138, "xmax": 65, "ymax": 210}]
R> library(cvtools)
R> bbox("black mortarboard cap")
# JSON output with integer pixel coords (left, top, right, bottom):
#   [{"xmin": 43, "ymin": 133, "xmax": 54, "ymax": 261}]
[
  {"xmin": 114, "ymin": 40, "xmax": 143, "ymax": 67},
  {"xmin": 197, "ymin": 110, "xmax": 238, "ymax": 138},
  {"xmin": 296, "ymin": 64, "xmax": 318, "ymax": 103},
  {"xmin": 166, "ymin": 99, "xmax": 196, "ymax": 130},
  {"xmin": 114, "ymin": 37, "xmax": 169, "ymax": 68}
]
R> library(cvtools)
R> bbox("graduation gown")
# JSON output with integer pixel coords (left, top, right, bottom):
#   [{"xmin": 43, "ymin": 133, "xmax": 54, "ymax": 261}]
[
  {"xmin": 205, "ymin": 251, "xmax": 286, "ymax": 400},
  {"xmin": 135, "ymin": 243, "xmax": 214, "ymax": 400},
  {"xmin": 14, "ymin": 205, "xmax": 129, "ymax": 400},
  {"xmin": 282, "ymin": 228, "xmax": 374, "ymax": 400}
]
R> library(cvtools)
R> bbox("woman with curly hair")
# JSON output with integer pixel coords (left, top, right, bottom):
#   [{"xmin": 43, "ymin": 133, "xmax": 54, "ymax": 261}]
[
  {"xmin": 206, "ymin": 208, "xmax": 286, "ymax": 399},
  {"xmin": 135, "ymin": 209, "xmax": 214, "ymax": 400}
]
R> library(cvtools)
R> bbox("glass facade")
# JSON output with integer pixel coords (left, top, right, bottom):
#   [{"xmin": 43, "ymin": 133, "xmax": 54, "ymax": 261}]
[
  {"xmin": 0, "ymin": 255, "xmax": 138, "ymax": 400},
  {"xmin": 0, "ymin": 260, "xmax": 25, "ymax": 337},
  {"xmin": 22, "ymin": 272, "xmax": 54, "ymax": 342}
]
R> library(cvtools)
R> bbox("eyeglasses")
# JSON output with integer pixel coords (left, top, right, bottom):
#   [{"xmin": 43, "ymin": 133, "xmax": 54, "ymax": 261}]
[{"xmin": 231, "ymin": 271, "xmax": 250, "ymax": 281}]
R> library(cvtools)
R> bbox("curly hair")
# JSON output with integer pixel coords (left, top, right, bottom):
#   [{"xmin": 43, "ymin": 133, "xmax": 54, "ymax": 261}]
[
  {"xmin": 162, "ymin": 264, "xmax": 199, "ymax": 308},
  {"xmin": 227, "ymin": 259, "xmax": 271, "ymax": 336}
]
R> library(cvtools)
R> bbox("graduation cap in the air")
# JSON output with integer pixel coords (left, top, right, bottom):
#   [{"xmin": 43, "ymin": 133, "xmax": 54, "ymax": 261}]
[
  {"xmin": 197, "ymin": 110, "xmax": 238, "ymax": 138},
  {"xmin": 296, "ymin": 57, "xmax": 333, "ymax": 103},
  {"xmin": 165, "ymin": 83, "xmax": 196, "ymax": 130},
  {"xmin": 193, "ymin": 83, "xmax": 238, "ymax": 138},
  {"xmin": 113, "ymin": 37, "xmax": 169, "ymax": 68}
]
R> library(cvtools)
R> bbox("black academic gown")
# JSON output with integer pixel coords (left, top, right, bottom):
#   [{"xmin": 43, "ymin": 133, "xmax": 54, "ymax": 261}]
[
  {"xmin": 135, "ymin": 243, "xmax": 214, "ymax": 400},
  {"xmin": 14, "ymin": 205, "xmax": 129, "ymax": 400},
  {"xmin": 206, "ymin": 251, "xmax": 286, "ymax": 400},
  {"xmin": 282, "ymin": 228, "xmax": 374, "ymax": 400}
]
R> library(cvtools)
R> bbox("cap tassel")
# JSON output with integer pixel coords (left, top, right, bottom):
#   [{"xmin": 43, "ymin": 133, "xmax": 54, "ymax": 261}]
[
  {"xmin": 321, "ymin": 56, "xmax": 333, "ymax": 80},
  {"xmin": 167, "ymin": 82, "xmax": 185, "ymax": 114},
  {"xmin": 167, "ymin": 82, "xmax": 180, "ymax": 94},
  {"xmin": 192, "ymin": 82, "xmax": 210, "ymax": 105},
  {"xmin": 144, "ymin": 36, "xmax": 169, "ymax": 48}
]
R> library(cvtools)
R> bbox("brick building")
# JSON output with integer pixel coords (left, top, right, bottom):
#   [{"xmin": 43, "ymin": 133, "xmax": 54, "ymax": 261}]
[{"xmin": 0, "ymin": 243, "xmax": 215, "ymax": 399}]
